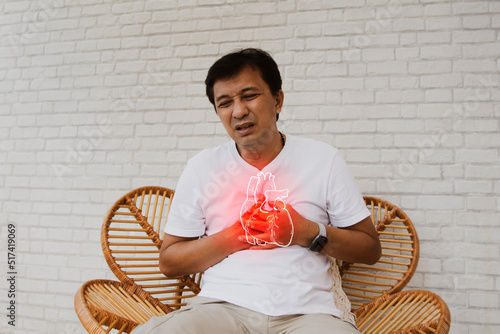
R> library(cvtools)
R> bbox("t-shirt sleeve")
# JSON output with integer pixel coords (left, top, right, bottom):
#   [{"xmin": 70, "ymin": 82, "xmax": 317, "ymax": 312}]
[
  {"xmin": 164, "ymin": 161, "xmax": 206, "ymax": 237},
  {"xmin": 326, "ymin": 151, "xmax": 370, "ymax": 228}
]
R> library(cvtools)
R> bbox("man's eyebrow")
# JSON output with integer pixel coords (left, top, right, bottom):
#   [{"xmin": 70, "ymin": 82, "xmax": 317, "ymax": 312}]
[
  {"xmin": 215, "ymin": 86, "xmax": 260, "ymax": 102},
  {"xmin": 241, "ymin": 86, "xmax": 260, "ymax": 93}
]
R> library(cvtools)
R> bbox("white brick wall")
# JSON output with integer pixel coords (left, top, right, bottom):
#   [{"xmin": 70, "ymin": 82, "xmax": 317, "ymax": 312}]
[{"xmin": 1, "ymin": 0, "xmax": 499, "ymax": 333}]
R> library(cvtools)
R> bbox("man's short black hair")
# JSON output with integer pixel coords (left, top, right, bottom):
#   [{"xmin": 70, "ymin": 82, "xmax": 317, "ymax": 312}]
[{"xmin": 205, "ymin": 48, "xmax": 282, "ymax": 109}]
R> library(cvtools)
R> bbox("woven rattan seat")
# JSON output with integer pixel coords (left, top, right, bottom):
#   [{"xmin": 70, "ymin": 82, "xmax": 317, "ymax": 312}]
[
  {"xmin": 75, "ymin": 279, "xmax": 170, "ymax": 334},
  {"xmin": 355, "ymin": 290, "xmax": 451, "ymax": 334},
  {"xmin": 75, "ymin": 187, "xmax": 450, "ymax": 333}
]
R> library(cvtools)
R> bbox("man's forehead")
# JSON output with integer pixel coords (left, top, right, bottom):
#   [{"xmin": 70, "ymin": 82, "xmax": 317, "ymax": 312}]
[{"xmin": 213, "ymin": 67, "xmax": 267, "ymax": 98}]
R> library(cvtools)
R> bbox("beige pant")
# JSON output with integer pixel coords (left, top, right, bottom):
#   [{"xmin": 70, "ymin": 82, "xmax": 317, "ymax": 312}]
[{"xmin": 133, "ymin": 297, "xmax": 360, "ymax": 334}]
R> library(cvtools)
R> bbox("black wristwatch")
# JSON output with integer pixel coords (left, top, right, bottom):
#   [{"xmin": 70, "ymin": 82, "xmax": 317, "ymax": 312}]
[{"xmin": 308, "ymin": 222, "xmax": 328, "ymax": 252}]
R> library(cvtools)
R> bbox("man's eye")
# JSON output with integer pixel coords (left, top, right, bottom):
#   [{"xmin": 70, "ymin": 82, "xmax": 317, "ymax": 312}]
[
  {"xmin": 218, "ymin": 100, "xmax": 232, "ymax": 108},
  {"xmin": 243, "ymin": 93, "xmax": 260, "ymax": 100}
]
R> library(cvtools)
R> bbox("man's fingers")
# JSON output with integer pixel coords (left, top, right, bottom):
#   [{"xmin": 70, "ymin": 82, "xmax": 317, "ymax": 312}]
[
  {"xmin": 238, "ymin": 230, "xmax": 271, "ymax": 243},
  {"xmin": 249, "ymin": 220, "xmax": 271, "ymax": 232},
  {"xmin": 249, "ymin": 243, "xmax": 279, "ymax": 250}
]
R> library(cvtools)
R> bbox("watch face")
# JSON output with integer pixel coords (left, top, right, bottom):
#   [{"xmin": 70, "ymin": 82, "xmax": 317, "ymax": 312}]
[{"xmin": 310, "ymin": 235, "xmax": 328, "ymax": 252}]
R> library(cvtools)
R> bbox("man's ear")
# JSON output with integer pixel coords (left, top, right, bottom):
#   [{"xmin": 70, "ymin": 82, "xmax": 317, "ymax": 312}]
[{"xmin": 275, "ymin": 90, "xmax": 284, "ymax": 112}]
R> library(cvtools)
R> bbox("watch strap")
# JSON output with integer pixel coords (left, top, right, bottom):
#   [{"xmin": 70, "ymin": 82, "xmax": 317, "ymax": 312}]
[
  {"xmin": 317, "ymin": 222, "xmax": 326, "ymax": 238},
  {"xmin": 308, "ymin": 222, "xmax": 328, "ymax": 252}
]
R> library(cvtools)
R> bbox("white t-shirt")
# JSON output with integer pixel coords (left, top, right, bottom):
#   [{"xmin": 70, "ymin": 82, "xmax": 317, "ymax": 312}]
[{"xmin": 165, "ymin": 134, "xmax": 369, "ymax": 318}]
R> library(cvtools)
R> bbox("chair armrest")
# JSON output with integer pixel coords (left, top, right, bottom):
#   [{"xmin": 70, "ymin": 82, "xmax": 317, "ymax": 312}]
[{"xmin": 354, "ymin": 289, "xmax": 451, "ymax": 334}]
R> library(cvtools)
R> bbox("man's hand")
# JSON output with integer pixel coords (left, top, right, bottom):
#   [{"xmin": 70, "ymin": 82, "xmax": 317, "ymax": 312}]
[
  {"xmin": 239, "ymin": 172, "xmax": 295, "ymax": 247},
  {"xmin": 241, "ymin": 207, "xmax": 382, "ymax": 265},
  {"xmin": 239, "ymin": 198, "xmax": 294, "ymax": 247},
  {"xmin": 239, "ymin": 201, "xmax": 312, "ymax": 249}
]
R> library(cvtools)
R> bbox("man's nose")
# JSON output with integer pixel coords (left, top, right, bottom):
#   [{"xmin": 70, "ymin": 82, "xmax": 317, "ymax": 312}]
[{"xmin": 233, "ymin": 98, "xmax": 248, "ymax": 118}]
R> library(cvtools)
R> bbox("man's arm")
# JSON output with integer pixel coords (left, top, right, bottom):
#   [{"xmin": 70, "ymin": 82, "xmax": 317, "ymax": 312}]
[
  {"xmin": 159, "ymin": 221, "xmax": 253, "ymax": 277},
  {"xmin": 321, "ymin": 216, "xmax": 381, "ymax": 264},
  {"xmin": 249, "ymin": 205, "xmax": 382, "ymax": 265}
]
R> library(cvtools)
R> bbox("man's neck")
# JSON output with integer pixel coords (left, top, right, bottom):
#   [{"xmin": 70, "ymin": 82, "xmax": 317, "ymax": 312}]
[{"xmin": 237, "ymin": 132, "xmax": 285, "ymax": 170}]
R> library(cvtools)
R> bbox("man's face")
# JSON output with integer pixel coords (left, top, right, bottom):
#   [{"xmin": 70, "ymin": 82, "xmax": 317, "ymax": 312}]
[{"xmin": 213, "ymin": 66, "xmax": 283, "ymax": 150}]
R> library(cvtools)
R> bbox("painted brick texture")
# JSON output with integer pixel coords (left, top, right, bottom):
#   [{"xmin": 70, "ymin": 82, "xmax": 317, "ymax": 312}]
[{"xmin": 1, "ymin": 1, "xmax": 499, "ymax": 333}]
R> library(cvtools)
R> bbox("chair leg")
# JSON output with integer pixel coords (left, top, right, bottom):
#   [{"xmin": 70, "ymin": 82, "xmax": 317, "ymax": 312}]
[{"xmin": 354, "ymin": 290, "xmax": 451, "ymax": 334}]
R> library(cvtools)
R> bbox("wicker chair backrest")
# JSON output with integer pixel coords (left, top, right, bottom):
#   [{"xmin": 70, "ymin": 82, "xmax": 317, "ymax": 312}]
[
  {"xmin": 101, "ymin": 186, "xmax": 201, "ymax": 310},
  {"xmin": 340, "ymin": 196, "xmax": 419, "ymax": 309}
]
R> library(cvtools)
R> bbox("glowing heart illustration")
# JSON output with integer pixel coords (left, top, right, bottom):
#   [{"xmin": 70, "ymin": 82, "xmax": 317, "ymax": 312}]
[{"xmin": 240, "ymin": 172, "xmax": 294, "ymax": 247}]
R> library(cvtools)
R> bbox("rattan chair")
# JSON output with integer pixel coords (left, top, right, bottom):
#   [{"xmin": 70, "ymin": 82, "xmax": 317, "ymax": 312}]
[
  {"xmin": 75, "ymin": 186, "xmax": 450, "ymax": 334},
  {"xmin": 342, "ymin": 196, "xmax": 420, "ymax": 309}
]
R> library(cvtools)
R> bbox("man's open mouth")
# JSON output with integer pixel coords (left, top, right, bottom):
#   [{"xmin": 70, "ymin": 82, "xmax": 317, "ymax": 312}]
[{"xmin": 235, "ymin": 123, "xmax": 254, "ymax": 131}]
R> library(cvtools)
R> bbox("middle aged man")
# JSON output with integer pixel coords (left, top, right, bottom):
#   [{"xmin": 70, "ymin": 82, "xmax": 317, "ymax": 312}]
[{"xmin": 133, "ymin": 48, "xmax": 381, "ymax": 334}]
